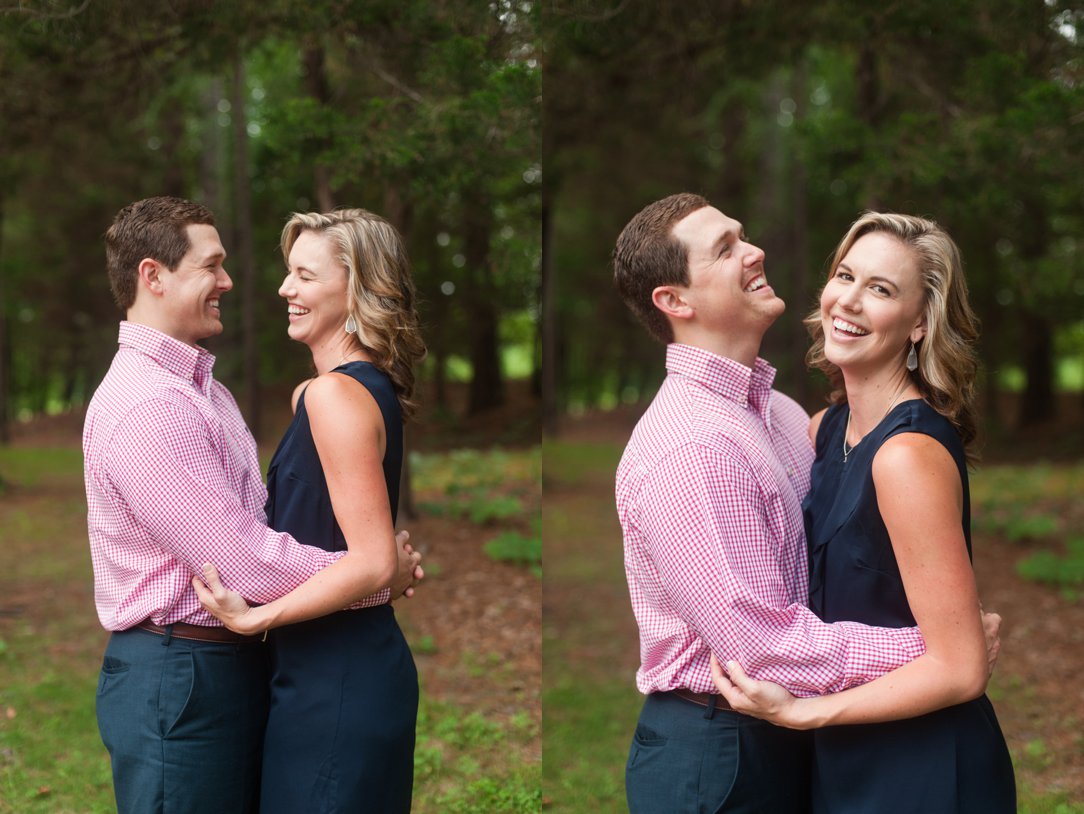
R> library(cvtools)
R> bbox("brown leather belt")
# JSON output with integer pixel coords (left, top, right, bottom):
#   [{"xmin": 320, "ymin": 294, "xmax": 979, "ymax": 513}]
[
  {"xmin": 670, "ymin": 688, "xmax": 733, "ymax": 711},
  {"xmin": 135, "ymin": 620, "xmax": 262, "ymax": 644}
]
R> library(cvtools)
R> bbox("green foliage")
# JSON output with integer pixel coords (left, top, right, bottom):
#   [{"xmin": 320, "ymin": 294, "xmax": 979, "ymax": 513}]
[
  {"xmin": 414, "ymin": 634, "xmax": 438, "ymax": 655},
  {"xmin": 547, "ymin": 0, "xmax": 1084, "ymax": 416},
  {"xmin": 0, "ymin": 0, "xmax": 540, "ymax": 427},
  {"xmin": 1016, "ymin": 538, "xmax": 1084, "ymax": 597},
  {"xmin": 971, "ymin": 463, "xmax": 1083, "ymax": 543},
  {"xmin": 413, "ymin": 447, "xmax": 540, "ymax": 529},
  {"xmin": 974, "ymin": 506, "xmax": 1060, "ymax": 542},
  {"xmin": 484, "ymin": 529, "xmax": 542, "ymax": 567}
]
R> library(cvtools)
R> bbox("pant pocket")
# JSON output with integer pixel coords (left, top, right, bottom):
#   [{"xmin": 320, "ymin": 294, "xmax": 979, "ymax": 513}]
[
  {"xmin": 626, "ymin": 724, "xmax": 690, "ymax": 813},
  {"xmin": 96, "ymin": 659, "xmax": 132, "ymax": 750},
  {"xmin": 158, "ymin": 650, "xmax": 196, "ymax": 737}
]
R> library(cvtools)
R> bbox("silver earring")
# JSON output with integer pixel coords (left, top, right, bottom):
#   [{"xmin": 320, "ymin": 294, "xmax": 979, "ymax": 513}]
[
  {"xmin": 345, "ymin": 314, "xmax": 358, "ymax": 334},
  {"xmin": 906, "ymin": 342, "xmax": 919, "ymax": 372}
]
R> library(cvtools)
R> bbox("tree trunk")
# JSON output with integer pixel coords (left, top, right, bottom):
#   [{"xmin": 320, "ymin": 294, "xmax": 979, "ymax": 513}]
[
  {"xmin": 302, "ymin": 43, "xmax": 335, "ymax": 211},
  {"xmin": 232, "ymin": 53, "xmax": 261, "ymax": 440},
  {"xmin": 464, "ymin": 196, "xmax": 503, "ymax": 415},
  {"xmin": 752, "ymin": 74, "xmax": 787, "ymax": 368},
  {"xmin": 426, "ymin": 214, "xmax": 449, "ymax": 411},
  {"xmin": 199, "ymin": 78, "xmax": 225, "ymax": 212},
  {"xmin": 541, "ymin": 198, "xmax": 558, "ymax": 435},
  {"xmin": 855, "ymin": 40, "xmax": 885, "ymax": 211},
  {"xmin": 1017, "ymin": 309, "xmax": 1056, "ymax": 427},
  {"xmin": 787, "ymin": 61, "xmax": 815, "ymax": 408},
  {"xmin": 383, "ymin": 186, "xmax": 416, "ymax": 520},
  {"xmin": 0, "ymin": 189, "xmax": 8, "ymax": 444}
]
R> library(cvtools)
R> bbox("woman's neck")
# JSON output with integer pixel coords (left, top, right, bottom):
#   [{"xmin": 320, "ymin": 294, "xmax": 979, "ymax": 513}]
[
  {"xmin": 841, "ymin": 364, "xmax": 917, "ymax": 441},
  {"xmin": 311, "ymin": 336, "xmax": 370, "ymax": 375}
]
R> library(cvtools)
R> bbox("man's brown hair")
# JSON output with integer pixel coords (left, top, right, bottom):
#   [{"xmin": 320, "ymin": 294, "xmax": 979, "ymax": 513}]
[
  {"xmin": 613, "ymin": 192, "xmax": 710, "ymax": 343},
  {"xmin": 105, "ymin": 196, "xmax": 216, "ymax": 310}
]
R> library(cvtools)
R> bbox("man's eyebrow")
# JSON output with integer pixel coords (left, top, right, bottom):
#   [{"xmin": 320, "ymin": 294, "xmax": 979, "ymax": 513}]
[{"xmin": 710, "ymin": 225, "xmax": 741, "ymax": 254}]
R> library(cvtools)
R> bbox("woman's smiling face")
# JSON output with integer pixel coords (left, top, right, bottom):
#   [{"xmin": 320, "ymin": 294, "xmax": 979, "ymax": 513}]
[
  {"xmin": 820, "ymin": 231, "xmax": 928, "ymax": 375},
  {"xmin": 279, "ymin": 230, "xmax": 351, "ymax": 349}
]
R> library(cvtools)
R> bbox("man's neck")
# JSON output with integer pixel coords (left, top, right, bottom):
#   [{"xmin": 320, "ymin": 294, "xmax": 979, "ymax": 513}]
[
  {"xmin": 671, "ymin": 326, "xmax": 764, "ymax": 371},
  {"xmin": 124, "ymin": 308, "xmax": 200, "ymax": 349}
]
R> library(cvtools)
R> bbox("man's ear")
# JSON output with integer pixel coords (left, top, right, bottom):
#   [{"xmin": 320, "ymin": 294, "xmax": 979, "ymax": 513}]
[
  {"xmin": 652, "ymin": 285, "xmax": 693, "ymax": 321},
  {"xmin": 138, "ymin": 258, "xmax": 164, "ymax": 295}
]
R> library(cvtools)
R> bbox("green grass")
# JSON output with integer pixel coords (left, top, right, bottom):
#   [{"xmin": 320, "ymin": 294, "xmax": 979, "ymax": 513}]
[
  {"xmin": 413, "ymin": 696, "xmax": 541, "ymax": 813},
  {"xmin": 543, "ymin": 439, "xmax": 638, "ymax": 813},
  {"xmin": 0, "ymin": 443, "xmax": 541, "ymax": 813}
]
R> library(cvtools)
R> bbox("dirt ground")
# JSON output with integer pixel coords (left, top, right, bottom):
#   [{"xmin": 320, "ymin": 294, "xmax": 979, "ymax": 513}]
[{"xmin": 553, "ymin": 400, "xmax": 1084, "ymax": 803}]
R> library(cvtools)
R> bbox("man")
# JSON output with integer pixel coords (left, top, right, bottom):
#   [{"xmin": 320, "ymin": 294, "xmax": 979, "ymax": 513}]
[
  {"xmin": 613, "ymin": 194, "xmax": 935, "ymax": 813},
  {"xmin": 84, "ymin": 196, "xmax": 420, "ymax": 813}
]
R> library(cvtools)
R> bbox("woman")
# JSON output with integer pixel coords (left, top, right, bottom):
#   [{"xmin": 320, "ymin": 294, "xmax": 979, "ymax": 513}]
[
  {"xmin": 711, "ymin": 212, "xmax": 1015, "ymax": 812},
  {"xmin": 193, "ymin": 209, "xmax": 427, "ymax": 812}
]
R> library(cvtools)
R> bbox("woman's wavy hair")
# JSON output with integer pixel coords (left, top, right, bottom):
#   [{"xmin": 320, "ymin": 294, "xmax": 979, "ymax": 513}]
[
  {"xmin": 805, "ymin": 211, "xmax": 981, "ymax": 462},
  {"xmin": 281, "ymin": 209, "xmax": 427, "ymax": 421}
]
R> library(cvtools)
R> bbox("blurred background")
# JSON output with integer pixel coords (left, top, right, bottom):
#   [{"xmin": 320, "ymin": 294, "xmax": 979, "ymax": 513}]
[
  {"xmin": 0, "ymin": 2, "xmax": 540, "ymax": 812},
  {"xmin": 542, "ymin": 2, "xmax": 1084, "ymax": 812}
]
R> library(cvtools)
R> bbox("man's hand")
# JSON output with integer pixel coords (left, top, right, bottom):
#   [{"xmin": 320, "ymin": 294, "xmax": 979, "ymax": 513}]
[
  {"xmin": 392, "ymin": 530, "xmax": 423, "ymax": 599},
  {"xmin": 192, "ymin": 563, "xmax": 262, "ymax": 635},
  {"xmin": 981, "ymin": 608, "xmax": 1003, "ymax": 679}
]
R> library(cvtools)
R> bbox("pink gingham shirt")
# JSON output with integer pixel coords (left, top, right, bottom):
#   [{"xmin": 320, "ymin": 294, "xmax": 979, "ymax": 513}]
[
  {"xmin": 616, "ymin": 344, "xmax": 926, "ymax": 697},
  {"xmin": 84, "ymin": 322, "xmax": 388, "ymax": 630}
]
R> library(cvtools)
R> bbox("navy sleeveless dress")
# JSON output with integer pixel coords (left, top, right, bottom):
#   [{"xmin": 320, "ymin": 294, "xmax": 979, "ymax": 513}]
[
  {"xmin": 260, "ymin": 361, "xmax": 418, "ymax": 814},
  {"xmin": 804, "ymin": 400, "xmax": 1015, "ymax": 814}
]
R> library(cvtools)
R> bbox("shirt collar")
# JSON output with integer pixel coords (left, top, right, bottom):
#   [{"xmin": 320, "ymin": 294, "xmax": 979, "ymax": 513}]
[
  {"xmin": 118, "ymin": 321, "xmax": 217, "ymax": 394},
  {"xmin": 666, "ymin": 343, "xmax": 776, "ymax": 417}
]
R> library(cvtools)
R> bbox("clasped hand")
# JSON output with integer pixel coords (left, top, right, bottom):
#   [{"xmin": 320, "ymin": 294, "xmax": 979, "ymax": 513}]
[
  {"xmin": 191, "ymin": 530, "xmax": 424, "ymax": 635},
  {"xmin": 708, "ymin": 654, "xmax": 801, "ymax": 728}
]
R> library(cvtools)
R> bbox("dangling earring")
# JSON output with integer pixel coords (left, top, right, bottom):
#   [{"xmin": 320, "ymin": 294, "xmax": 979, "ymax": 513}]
[
  {"xmin": 906, "ymin": 341, "xmax": 919, "ymax": 372},
  {"xmin": 345, "ymin": 314, "xmax": 358, "ymax": 334}
]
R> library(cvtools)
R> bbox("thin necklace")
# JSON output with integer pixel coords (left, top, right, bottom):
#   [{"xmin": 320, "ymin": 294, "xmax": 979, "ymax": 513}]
[
  {"xmin": 335, "ymin": 348, "xmax": 362, "ymax": 368},
  {"xmin": 315, "ymin": 348, "xmax": 362, "ymax": 378},
  {"xmin": 842, "ymin": 379, "xmax": 909, "ymax": 463}
]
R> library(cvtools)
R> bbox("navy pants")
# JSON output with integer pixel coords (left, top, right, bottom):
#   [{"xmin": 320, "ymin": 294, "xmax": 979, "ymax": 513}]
[
  {"xmin": 626, "ymin": 693, "xmax": 813, "ymax": 814},
  {"xmin": 96, "ymin": 628, "xmax": 269, "ymax": 814}
]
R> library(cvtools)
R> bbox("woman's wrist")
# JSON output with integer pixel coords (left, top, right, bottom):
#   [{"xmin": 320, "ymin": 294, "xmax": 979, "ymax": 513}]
[
  {"xmin": 785, "ymin": 697, "xmax": 830, "ymax": 730},
  {"xmin": 237, "ymin": 605, "xmax": 271, "ymax": 636}
]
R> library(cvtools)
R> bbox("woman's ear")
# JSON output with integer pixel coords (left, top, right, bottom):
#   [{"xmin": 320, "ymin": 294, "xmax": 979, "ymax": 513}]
[{"xmin": 910, "ymin": 317, "xmax": 927, "ymax": 345}]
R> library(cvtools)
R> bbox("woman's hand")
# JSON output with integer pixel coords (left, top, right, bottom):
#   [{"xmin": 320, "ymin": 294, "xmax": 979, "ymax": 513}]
[
  {"xmin": 192, "ymin": 563, "xmax": 264, "ymax": 636},
  {"xmin": 709, "ymin": 654, "xmax": 805, "ymax": 729}
]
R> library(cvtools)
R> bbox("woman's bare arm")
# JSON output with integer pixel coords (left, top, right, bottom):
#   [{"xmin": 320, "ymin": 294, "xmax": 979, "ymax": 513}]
[
  {"xmin": 193, "ymin": 373, "xmax": 418, "ymax": 634},
  {"xmin": 712, "ymin": 432, "xmax": 988, "ymax": 728}
]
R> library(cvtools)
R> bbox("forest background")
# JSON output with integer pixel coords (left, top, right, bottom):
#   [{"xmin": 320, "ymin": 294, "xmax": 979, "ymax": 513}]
[
  {"xmin": 543, "ymin": 2, "xmax": 1084, "ymax": 813},
  {"xmin": 0, "ymin": 1, "xmax": 541, "ymax": 812}
]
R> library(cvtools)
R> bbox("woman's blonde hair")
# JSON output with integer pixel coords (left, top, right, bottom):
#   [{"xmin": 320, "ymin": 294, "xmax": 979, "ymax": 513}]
[
  {"xmin": 281, "ymin": 209, "xmax": 427, "ymax": 421},
  {"xmin": 805, "ymin": 211, "xmax": 981, "ymax": 461}
]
